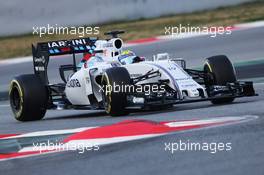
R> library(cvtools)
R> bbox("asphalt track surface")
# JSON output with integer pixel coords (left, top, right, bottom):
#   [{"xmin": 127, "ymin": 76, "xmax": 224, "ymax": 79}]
[{"xmin": 0, "ymin": 27, "xmax": 264, "ymax": 175}]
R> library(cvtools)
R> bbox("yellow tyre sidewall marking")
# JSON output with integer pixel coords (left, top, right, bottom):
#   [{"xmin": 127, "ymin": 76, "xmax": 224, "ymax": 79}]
[
  {"xmin": 205, "ymin": 62, "xmax": 213, "ymax": 72},
  {"xmin": 9, "ymin": 80, "xmax": 24, "ymax": 117},
  {"xmin": 102, "ymin": 73, "xmax": 112, "ymax": 114}
]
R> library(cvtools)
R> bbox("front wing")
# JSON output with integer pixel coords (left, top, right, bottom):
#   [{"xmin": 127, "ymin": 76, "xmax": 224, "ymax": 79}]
[{"xmin": 125, "ymin": 81, "xmax": 257, "ymax": 108}]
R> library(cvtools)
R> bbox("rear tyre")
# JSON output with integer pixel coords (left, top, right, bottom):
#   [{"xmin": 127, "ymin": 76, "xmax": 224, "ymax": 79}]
[
  {"xmin": 9, "ymin": 74, "xmax": 48, "ymax": 121},
  {"xmin": 204, "ymin": 55, "xmax": 237, "ymax": 104},
  {"xmin": 101, "ymin": 67, "xmax": 130, "ymax": 116}
]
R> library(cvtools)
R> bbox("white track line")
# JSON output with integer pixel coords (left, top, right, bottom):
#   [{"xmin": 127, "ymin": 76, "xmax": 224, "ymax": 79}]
[
  {"xmin": 165, "ymin": 115, "xmax": 257, "ymax": 127},
  {"xmin": 0, "ymin": 115, "xmax": 258, "ymax": 161},
  {"xmin": 2, "ymin": 127, "xmax": 97, "ymax": 139},
  {"xmin": 21, "ymin": 115, "xmax": 258, "ymax": 153}
]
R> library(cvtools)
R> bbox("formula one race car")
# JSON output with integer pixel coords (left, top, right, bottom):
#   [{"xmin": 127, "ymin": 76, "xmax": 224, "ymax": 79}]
[{"xmin": 9, "ymin": 31, "xmax": 257, "ymax": 121}]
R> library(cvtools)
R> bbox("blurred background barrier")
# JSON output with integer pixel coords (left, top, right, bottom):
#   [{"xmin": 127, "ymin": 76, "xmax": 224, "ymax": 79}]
[{"xmin": 0, "ymin": 0, "xmax": 254, "ymax": 36}]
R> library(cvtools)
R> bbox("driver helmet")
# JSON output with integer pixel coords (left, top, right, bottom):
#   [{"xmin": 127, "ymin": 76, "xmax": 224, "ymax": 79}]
[{"xmin": 118, "ymin": 50, "xmax": 137, "ymax": 65}]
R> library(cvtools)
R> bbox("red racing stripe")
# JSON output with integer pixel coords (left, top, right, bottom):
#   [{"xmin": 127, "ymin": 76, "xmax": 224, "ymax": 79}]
[
  {"xmin": 0, "ymin": 134, "xmax": 20, "ymax": 139},
  {"xmin": 63, "ymin": 119, "xmax": 218, "ymax": 142}
]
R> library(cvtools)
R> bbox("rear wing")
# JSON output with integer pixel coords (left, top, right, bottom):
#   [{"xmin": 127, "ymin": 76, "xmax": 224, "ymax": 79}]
[{"xmin": 32, "ymin": 37, "xmax": 97, "ymax": 85}]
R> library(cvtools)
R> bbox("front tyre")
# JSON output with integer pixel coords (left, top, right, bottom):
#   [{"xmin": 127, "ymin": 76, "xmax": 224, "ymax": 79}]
[
  {"xmin": 204, "ymin": 55, "xmax": 237, "ymax": 104},
  {"xmin": 101, "ymin": 67, "xmax": 130, "ymax": 116},
  {"xmin": 9, "ymin": 74, "xmax": 48, "ymax": 121}
]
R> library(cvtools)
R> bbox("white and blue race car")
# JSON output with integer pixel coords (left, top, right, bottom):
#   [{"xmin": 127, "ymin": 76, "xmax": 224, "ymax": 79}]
[{"xmin": 9, "ymin": 31, "xmax": 256, "ymax": 121}]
